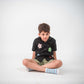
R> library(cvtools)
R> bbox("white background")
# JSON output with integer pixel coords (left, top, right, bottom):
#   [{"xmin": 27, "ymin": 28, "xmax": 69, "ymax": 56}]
[{"xmin": 0, "ymin": 0, "xmax": 84, "ymax": 84}]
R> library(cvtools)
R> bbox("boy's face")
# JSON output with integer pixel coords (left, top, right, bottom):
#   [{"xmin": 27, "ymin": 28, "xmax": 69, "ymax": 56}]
[{"xmin": 38, "ymin": 31, "xmax": 50, "ymax": 42}]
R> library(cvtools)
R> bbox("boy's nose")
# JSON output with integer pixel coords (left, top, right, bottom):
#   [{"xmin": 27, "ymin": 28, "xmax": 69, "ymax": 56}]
[
  {"xmin": 44, "ymin": 36, "xmax": 46, "ymax": 39},
  {"xmin": 44, "ymin": 35, "xmax": 47, "ymax": 37}
]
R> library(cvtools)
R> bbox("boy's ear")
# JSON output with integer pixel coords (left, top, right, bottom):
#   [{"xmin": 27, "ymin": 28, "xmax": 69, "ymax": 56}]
[{"xmin": 38, "ymin": 33, "xmax": 40, "ymax": 36}]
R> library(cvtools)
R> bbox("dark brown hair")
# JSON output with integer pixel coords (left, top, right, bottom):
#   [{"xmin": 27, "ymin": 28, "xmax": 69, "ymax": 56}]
[{"xmin": 38, "ymin": 23, "xmax": 50, "ymax": 33}]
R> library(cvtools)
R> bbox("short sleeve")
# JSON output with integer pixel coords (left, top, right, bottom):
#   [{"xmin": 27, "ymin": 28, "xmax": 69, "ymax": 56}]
[
  {"xmin": 32, "ymin": 39, "xmax": 37, "ymax": 51},
  {"xmin": 52, "ymin": 39, "xmax": 57, "ymax": 51}
]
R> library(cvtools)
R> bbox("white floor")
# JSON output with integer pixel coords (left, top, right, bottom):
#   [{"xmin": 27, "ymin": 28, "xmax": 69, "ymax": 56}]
[{"xmin": 0, "ymin": 54, "xmax": 84, "ymax": 84}]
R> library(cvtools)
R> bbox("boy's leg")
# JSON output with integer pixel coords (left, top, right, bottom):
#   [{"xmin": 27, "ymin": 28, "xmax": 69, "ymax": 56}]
[
  {"xmin": 23, "ymin": 59, "xmax": 38, "ymax": 64},
  {"xmin": 23, "ymin": 59, "xmax": 60, "ymax": 74},
  {"xmin": 41, "ymin": 59, "xmax": 62, "ymax": 69},
  {"xmin": 23, "ymin": 59, "xmax": 45, "ymax": 72}
]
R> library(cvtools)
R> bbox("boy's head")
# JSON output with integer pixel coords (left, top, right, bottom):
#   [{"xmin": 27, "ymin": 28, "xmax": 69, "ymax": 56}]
[{"xmin": 38, "ymin": 23, "xmax": 50, "ymax": 42}]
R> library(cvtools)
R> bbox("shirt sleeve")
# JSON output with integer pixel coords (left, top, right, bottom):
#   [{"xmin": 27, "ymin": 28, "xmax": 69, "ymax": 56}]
[
  {"xmin": 52, "ymin": 39, "xmax": 57, "ymax": 51},
  {"xmin": 32, "ymin": 39, "xmax": 37, "ymax": 51}
]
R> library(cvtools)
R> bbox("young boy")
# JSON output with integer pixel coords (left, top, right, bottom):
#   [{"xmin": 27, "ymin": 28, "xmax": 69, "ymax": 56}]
[{"xmin": 23, "ymin": 23, "xmax": 62, "ymax": 74}]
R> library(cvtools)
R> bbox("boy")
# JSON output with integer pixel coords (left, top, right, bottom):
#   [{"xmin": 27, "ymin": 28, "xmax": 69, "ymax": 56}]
[{"xmin": 23, "ymin": 23, "xmax": 62, "ymax": 74}]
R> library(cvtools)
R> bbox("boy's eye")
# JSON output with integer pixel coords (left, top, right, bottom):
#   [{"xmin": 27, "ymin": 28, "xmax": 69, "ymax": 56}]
[
  {"xmin": 46, "ymin": 33, "xmax": 48, "ymax": 35},
  {"xmin": 42, "ymin": 33, "xmax": 48, "ymax": 36}
]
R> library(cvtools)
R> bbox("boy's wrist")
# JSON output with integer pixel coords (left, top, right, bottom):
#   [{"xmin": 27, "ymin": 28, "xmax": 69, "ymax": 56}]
[{"xmin": 53, "ymin": 57, "xmax": 57, "ymax": 60}]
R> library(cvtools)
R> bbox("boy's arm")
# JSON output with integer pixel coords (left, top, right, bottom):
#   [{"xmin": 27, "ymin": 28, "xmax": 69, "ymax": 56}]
[
  {"xmin": 53, "ymin": 51, "xmax": 57, "ymax": 60},
  {"xmin": 32, "ymin": 51, "xmax": 36, "ymax": 59}
]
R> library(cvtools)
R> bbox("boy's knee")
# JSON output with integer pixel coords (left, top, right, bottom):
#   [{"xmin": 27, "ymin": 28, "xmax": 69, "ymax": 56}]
[
  {"xmin": 23, "ymin": 59, "xmax": 29, "ymax": 66},
  {"xmin": 54, "ymin": 60, "xmax": 62, "ymax": 67},
  {"xmin": 57, "ymin": 60, "xmax": 63, "ymax": 66}
]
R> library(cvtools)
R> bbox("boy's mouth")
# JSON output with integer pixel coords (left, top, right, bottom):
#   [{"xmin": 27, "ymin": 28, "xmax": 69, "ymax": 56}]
[{"xmin": 44, "ymin": 38, "xmax": 47, "ymax": 40}]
